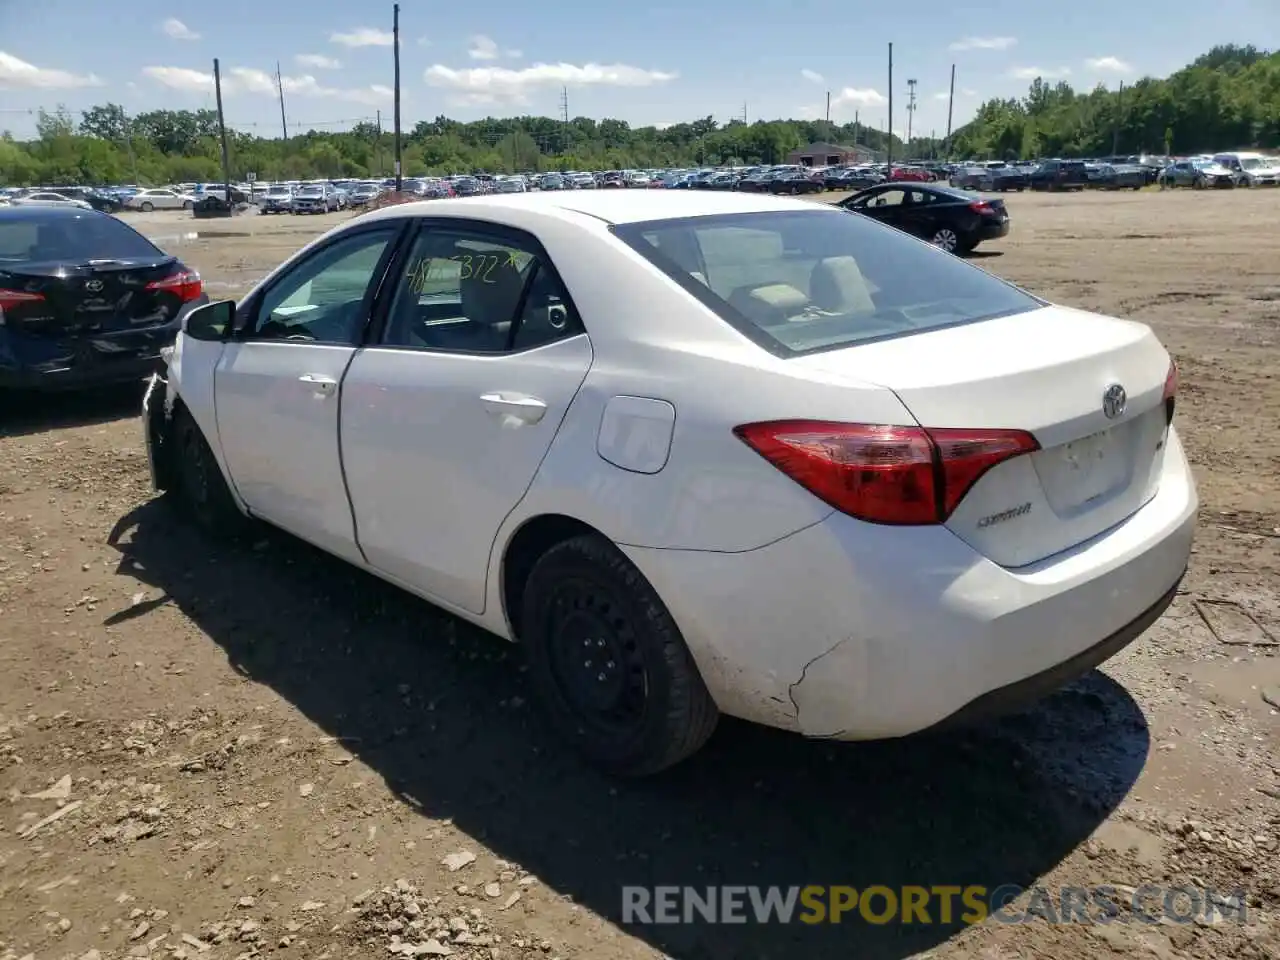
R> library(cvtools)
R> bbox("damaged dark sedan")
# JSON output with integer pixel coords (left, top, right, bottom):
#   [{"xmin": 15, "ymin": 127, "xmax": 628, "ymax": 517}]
[{"xmin": 0, "ymin": 206, "xmax": 207, "ymax": 392}]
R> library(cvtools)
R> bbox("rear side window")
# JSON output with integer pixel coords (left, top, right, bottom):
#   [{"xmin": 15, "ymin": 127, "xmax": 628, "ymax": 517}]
[
  {"xmin": 613, "ymin": 209, "xmax": 1040, "ymax": 357},
  {"xmin": 0, "ymin": 213, "xmax": 161, "ymax": 263}
]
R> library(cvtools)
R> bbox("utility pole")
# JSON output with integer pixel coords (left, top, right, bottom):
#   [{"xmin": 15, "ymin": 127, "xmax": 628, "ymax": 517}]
[
  {"xmin": 825, "ymin": 91, "xmax": 831, "ymax": 124},
  {"xmin": 376, "ymin": 109, "xmax": 384, "ymax": 175},
  {"xmin": 906, "ymin": 78, "xmax": 917, "ymax": 155},
  {"xmin": 944, "ymin": 63, "xmax": 956, "ymax": 159},
  {"xmin": 1112, "ymin": 81, "xmax": 1125, "ymax": 156},
  {"xmin": 120, "ymin": 108, "xmax": 139, "ymax": 185},
  {"xmin": 392, "ymin": 3, "xmax": 402, "ymax": 190},
  {"xmin": 886, "ymin": 42, "xmax": 893, "ymax": 172},
  {"xmin": 742, "ymin": 101, "xmax": 747, "ymax": 124},
  {"xmin": 213, "ymin": 59, "xmax": 232, "ymax": 207},
  {"xmin": 559, "ymin": 86, "xmax": 569, "ymax": 154},
  {"xmin": 276, "ymin": 61, "xmax": 288, "ymax": 140}
]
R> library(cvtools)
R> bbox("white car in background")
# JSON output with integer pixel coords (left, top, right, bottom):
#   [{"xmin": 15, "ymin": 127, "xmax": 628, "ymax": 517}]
[
  {"xmin": 126, "ymin": 188, "xmax": 198, "ymax": 212},
  {"xmin": 9, "ymin": 190, "xmax": 93, "ymax": 210},
  {"xmin": 142, "ymin": 191, "xmax": 1196, "ymax": 776}
]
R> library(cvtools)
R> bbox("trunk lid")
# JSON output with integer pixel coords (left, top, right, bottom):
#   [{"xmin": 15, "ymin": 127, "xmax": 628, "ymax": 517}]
[
  {"xmin": 0, "ymin": 256, "xmax": 184, "ymax": 337},
  {"xmin": 791, "ymin": 304, "xmax": 1172, "ymax": 567}
]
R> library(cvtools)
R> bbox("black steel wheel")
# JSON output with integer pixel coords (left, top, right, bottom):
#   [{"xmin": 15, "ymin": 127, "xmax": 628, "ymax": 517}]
[{"xmin": 521, "ymin": 534, "xmax": 718, "ymax": 776}]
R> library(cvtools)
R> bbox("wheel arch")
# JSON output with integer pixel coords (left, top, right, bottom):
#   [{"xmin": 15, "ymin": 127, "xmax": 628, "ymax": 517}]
[{"xmin": 498, "ymin": 513, "xmax": 609, "ymax": 641}]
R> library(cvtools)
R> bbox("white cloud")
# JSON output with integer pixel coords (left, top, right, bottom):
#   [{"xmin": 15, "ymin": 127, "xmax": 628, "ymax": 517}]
[
  {"xmin": 416, "ymin": 36, "xmax": 432, "ymax": 47},
  {"xmin": 1010, "ymin": 66, "xmax": 1071, "ymax": 80},
  {"xmin": 832, "ymin": 87, "xmax": 885, "ymax": 107},
  {"xmin": 1086, "ymin": 56, "xmax": 1133, "ymax": 73},
  {"xmin": 424, "ymin": 61, "xmax": 676, "ymax": 104},
  {"xmin": 800, "ymin": 68, "xmax": 824, "ymax": 84},
  {"xmin": 296, "ymin": 54, "xmax": 342, "ymax": 69},
  {"xmin": 933, "ymin": 87, "xmax": 978, "ymax": 101},
  {"xmin": 467, "ymin": 35, "xmax": 521, "ymax": 60},
  {"xmin": 330, "ymin": 27, "xmax": 394, "ymax": 47},
  {"xmin": 161, "ymin": 18, "xmax": 200, "ymax": 41},
  {"xmin": 142, "ymin": 64, "xmax": 392, "ymax": 105},
  {"xmin": 0, "ymin": 51, "xmax": 102, "ymax": 89},
  {"xmin": 949, "ymin": 36, "xmax": 1016, "ymax": 52}
]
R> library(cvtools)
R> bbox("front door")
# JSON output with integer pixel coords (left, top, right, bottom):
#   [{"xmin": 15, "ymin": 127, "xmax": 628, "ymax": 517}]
[
  {"xmin": 340, "ymin": 219, "xmax": 593, "ymax": 614},
  {"xmin": 213, "ymin": 225, "xmax": 402, "ymax": 562}
]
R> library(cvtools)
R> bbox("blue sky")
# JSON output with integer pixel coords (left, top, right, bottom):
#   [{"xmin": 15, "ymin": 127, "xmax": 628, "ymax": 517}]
[{"xmin": 1, "ymin": 0, "xmax": 1276, "ymax": 141}]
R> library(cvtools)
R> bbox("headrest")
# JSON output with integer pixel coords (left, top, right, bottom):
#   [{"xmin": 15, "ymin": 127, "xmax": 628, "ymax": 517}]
[
  {"xmin": 458, "ymin": 248, "xmax": 527, "ymax": 328},
  {"xmin": 808, "ymin": 257, "xmax": 875, "ymax": 314}
]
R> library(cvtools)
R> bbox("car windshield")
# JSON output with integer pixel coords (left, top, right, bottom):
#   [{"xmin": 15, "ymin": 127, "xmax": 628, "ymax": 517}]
[
  {"xmin": 611, "ymin": 209, "xmax": 1041, "ymax": 357},
  {"xmin": 1241, "ymin": 158, "xmax": 1264, "ymax": 169},
  {"xmin": 268, "ymin": 187, "xmax": 291, "ymax": 195},
  {"xmin": 0, "ymin": 212, "xmax": 163, "ymax": 263},
  {"xmin": 298, "ymin": 187, "xmax": 323, "ymax": 195}
]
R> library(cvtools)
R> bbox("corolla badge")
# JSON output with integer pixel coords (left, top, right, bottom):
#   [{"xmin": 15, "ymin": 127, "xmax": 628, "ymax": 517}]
[
  {"xmin": 85, "ymin": 279, "xmax": 104, "ymax": 293},
  {"xmin": 1102, "ymin": 383, "xmax": 1127, "ymax": 420}
]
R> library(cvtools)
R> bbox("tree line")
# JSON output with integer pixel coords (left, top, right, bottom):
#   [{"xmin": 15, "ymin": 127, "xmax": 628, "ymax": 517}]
[{"xmin": 1, "ymin": 44, "xmax": 1275, "ymax": 186}]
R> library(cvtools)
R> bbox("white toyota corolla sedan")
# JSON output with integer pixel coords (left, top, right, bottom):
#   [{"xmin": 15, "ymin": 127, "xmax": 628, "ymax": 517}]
[{"xmin": 142, "ymin": 190, "xmax": 1196, "ymax": 776}]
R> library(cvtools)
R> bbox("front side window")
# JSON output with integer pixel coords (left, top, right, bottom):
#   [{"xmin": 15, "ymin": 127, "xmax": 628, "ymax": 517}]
[
  {"xmin": 250, "ymin": 228, "xmax": 398, "ymax": 344},
  {"xmin": 381, "ymin": 225, "xmax": 581, "ymax": 353},
  {"xmin": 613, "ymin": 208, "xmax": 1040, "ymax": 357}
]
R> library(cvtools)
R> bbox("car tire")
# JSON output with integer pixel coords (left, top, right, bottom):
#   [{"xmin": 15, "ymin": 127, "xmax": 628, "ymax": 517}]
[
  {"xmin": 140, "ymin": 201, "xmax": 154, "ymax": 212},
  {"xmin": 173, "ymin": 408, "xmax": 249, "ymax": 539},
  {"xmin": 930, "ymin": 227, "xmax": 961, "ymax": 254},
  {"xmin": 520, "ymin": 533, "xmax": 719, "ymax": 777}
]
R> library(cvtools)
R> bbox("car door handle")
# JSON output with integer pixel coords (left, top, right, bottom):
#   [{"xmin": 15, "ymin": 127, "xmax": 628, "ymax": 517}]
[
  {"xmin": 480, "ymin": 392, "xmax": 547, "ymax": 424},
  {"xmin": 299, "ymin": 373, "xmax": 337, "ymax": 395}
]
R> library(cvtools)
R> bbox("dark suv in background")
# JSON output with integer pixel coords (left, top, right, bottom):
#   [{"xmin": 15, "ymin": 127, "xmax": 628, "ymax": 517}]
[{"xmin": 1028, "ymin": 159, "xmax": 1089, "ymax": 191}]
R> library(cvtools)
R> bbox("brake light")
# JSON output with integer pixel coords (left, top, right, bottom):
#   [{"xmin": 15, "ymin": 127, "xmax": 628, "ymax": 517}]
[
  {"xmin": 969, "ymin": 200, "xmax": 994, "ymax": 214},
  {"xmin": 0, "ymin": 288, "xmax": 45, "ymax": 312},
  {"xmin": 734, "ymin": 420, "xmax": 1039, "ymax": 525},
  {"xmin": 146, "ymin": 268, "xmax": 203, "ymax": 303},
  {"xmin": 1162, "ymin": 358, "xmax": 1178, "ymax": 424}
]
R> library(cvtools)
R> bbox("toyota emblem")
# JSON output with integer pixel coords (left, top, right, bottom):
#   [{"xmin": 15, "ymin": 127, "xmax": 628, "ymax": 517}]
[
  {"xmin": 85, "ymin": 279, "xmax": 104, "ymax": 293},
  {"xmin": 1102, "ymin": 383, "xmax": 1127, "ymax": 419}
]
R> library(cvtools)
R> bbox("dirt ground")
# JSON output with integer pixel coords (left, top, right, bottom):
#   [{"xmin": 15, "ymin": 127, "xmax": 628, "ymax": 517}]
[{"xmin": 2, "ymin": 190, "xmax": 1279, "ymax": 960}]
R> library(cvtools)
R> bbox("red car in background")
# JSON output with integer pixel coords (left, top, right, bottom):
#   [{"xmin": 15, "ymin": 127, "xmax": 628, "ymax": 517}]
[{"xmin": 889, "ymin": 166, "xmax": 934, "ymax": 182}]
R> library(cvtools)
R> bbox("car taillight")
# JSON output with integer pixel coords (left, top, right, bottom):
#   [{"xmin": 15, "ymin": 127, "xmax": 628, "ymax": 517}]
[
  {"xmin": 969, "ymin": 200, "xmax": 994, "ymax": 214},
  {"xmin": 0, "ymin": 288, "xmax": 45, "ymax": 312},
  {"xmin": 734, "ymin": 420, "xmax": 1039, "ymax": 525},
  {"xmin": 146, "ymin": 268, "xmax": 203, "ymax": 303},
  {"xmin": 1162, "ymin": 359, "xmax": 1178, "ymax": 424}
]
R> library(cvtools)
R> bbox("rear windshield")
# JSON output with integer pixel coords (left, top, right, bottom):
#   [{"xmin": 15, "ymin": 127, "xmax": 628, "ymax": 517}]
[
  {"xmin": 0, "ymin": 213, "xmax": 162, "ymax": 263},
  {"xmin": 611, "ymin": 209, "xmax": 1040, "ymax": 357}
]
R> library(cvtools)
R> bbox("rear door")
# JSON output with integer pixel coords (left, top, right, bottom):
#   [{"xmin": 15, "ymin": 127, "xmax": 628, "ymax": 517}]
[{"xmin": 340, "ymin": 218, "xmax": 593, "ymax": 614}]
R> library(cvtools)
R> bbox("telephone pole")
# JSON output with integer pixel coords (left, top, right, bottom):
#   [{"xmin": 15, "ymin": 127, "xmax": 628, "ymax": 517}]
[
  {"xmin": 825, "ymin": 91, "xmax": 831, "ymax": 123},
  {"xmin": 886, "ymin": 42, "xmax": 894, "ymax": 172},
  {"xmin": 392, "ymin": 3, "xmax": 402, "ymax": 189},
  {"xmin": 559, "ymin": 86, "xmax": 569, "ymax": 153},
  {"xmin": 213, "ymin": 59, "xmax": 232, "ymax": 204},
  {"xmin": 1112, "ymin": 81, "xmax": 1125, "ymax": 156},
  {"xmin": 906, "ymin": 77, "xmax": 917, "ymax": 154},
  {"xmin": 275, "ymin": 61, "xmax": 288, "ymax": 140},
  {"xmin": 944, "ymin": 63, "xmax": 956, "ymax": 158}
]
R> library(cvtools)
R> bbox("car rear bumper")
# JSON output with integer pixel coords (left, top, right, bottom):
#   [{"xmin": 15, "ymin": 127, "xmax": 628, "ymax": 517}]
[
  {"xmin": 622, "ymin": 427, "xmax": 1197, "ymax": 739},
  {"xmin": 0, "ymin": 306, "xmax": 199, "ymax": 392},
  {"xmin": 977, "ymin": 219, "xmax": 1011, "ymax": 241}
]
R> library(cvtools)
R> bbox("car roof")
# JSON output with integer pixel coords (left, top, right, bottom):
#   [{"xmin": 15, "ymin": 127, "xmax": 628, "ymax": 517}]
[
  {"xmin": 0, "ymin": 205, "xmax": 109, "ymax": 223},
  {"xmin": 358, "ymin": 189, "xmax": 825, "ymax": 226}
]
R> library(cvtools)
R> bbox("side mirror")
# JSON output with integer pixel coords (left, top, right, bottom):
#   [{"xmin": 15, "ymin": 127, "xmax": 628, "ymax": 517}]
[{"xmin": 183, "ymin": 299, "xmax": 235, "ymax": 341}]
